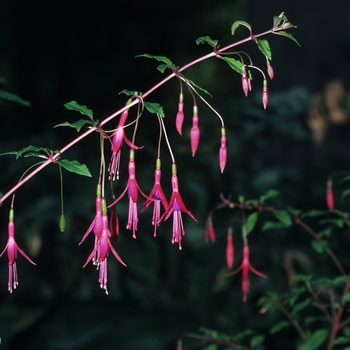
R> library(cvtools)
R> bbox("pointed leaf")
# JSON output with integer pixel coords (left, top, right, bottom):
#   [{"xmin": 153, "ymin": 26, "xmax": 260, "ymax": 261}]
[
  {"xmin": 157, "ymin": 64, "xmax": 168, "ymax": 73},
  {"xmin": 297, "ymin": 330, "xmax": 328, "ymax": 350},
  {"xmin": 270, "ymin": 321, "xmax": 291, "ymax": 335},
  {"xmin": 256, "ymin": 39, "xmax": 272, "ymax": 60},
  {"xmin": 260, "ymin": 189, "xmax": 280, "ymax": 202},
  {"xmin": 341, "ymin": 188, "xmax": 350, "ymax": 200},
  {"xmin": 206, "ymin": 344, "xmax": 218, "ymax": 350},
  {"xmin": 0, "ymin": 89, "xmax": 31, "ymax": 106},
  {"xmin": 144, "ymin": 102, "xmax": 165, "ymax": 117},
  {"xmin": 231, "ymin": 21, "xmax": 252, "ymax": 36},
  {"xmin": 118, "ymin": 89, "xmax": 141, "ymax": 96},
  {"xmin": 343, "ymin": 293, "xmax": 350, "ymax": 302},
  {"xmin": 333, "ymin": 337, "xmax": 350, "ymax": 345},
  {"xmin": 262, "ymin": 221, "xmax": 286, "ymax": 230},
  {"xmin": 195, "ymin": 36, "xmax": 219, "ymax": 48},
  {"xmin": 0, "ymin": 145, "xmax": 57, "ymax": 159},
  {"xmin": 185, "ymin": 78, "xmax": 212, "ymax": 97},
  {"xmin": 54, "ymin": 119, "xmax": 92, "ymax": 132},
  {"xmin": 273, "ymin": 31, "xmax": 300, "ymax": 47},
  {"xmin": 311, "ymin": 240, "xmax": 328, "ymax": 253},
  {"xmin": 246, "ymin": 212, "xmax": 258, "ymax": 234},
  {"xmin": 58, "ymin": 159, "xmax": 92, "ymax": 177},
  {"xmin": 250, "ymin": 335, "xmax": 265, "ymax": 347},
  {"xmin": 136, "ymin": 54, "xmax": 175, "ymax": 67},
  {"xmin": 273, "ymin": 210, "xmax": 292, "ymax": 226},
  {"xmin": 223, "ymin": 57, "xmax": 242, "ymax": 74},
  {"xmin": 64, "ymin": 101, "xmax": 93, "ymax": 119}
]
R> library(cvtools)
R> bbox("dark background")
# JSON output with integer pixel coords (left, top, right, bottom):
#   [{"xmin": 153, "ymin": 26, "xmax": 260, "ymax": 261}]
[{"xmin": 1, "ymin": 0, "xmax": 350, "ymax": 349}]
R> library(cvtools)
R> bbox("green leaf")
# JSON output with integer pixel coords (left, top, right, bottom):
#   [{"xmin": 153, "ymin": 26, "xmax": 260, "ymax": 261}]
[
  {"xmin": 64, "ymin": 101, "xmax": 93, "ymax": 119},
  {"xmin": 246, "ymin": 212, "xmax": 258, "ymax": 234},
  {"xmin": 319, "ymin": 218, "xmax": 345, "ymax": 228},
  {"xmin": 223, "ymin": 57, "xmax": 242, "ymax": 74},
  {"xmin": 341, "ymin": 188, "xmax": 350, "ymax": 200},
  {"xmin": 54, "ymin": 119, "xmax": 92, "ymax": 132},
  {"xmin": 206, "ymin": 344, "xmax": 218, "ymax": 350},
  {"xmin": 262, "ymin": 221, "xmax": 286, "ymax": 230},
  {"xmin": 270, "ymin": 321, "xmax": 291, "ymax": 335},
  {"xmin": 292, "ymin": 299, "xmax": 311, "ymax": 316},
  {"xmin": 157, "ymin": 64, "xmax": 168, "ymax": 73},
  {"xmin": 185, "ymin": 78, "xmax": 212, "ymax": 97},
  {"xmin": 292, "ymin": 274, "xmax": 313, "ymax": 283},
  {"xmin": 0, "ymin": 145, "xmax": 58, "ymax": 159},
  {"xmin": 297, "ymin": 330, "xmax": 328, "ymax": 350},
  {"xmin": 0, "ymin": 89, "xmax": 31, "ymax": 106},
  {"xmin": 311, "ymin": 240, "xmax": 327, "ymax": 253},
  {"xmin": 287, "ymin": 207, "xmax": 302, "ymax": 216},
  {"xmin": 58, "ymin": 159, "xmax": 92, "ymax": 177},
  {"xmin": 333, "ymin": 275, "xmax": 350, "ymax": 285},
  {"xmin": 333, "ymin": 337, "xmax": 350, "ymax": 345},
  {"xmin": 118, "ymin": 89, "xmax": 141, "ymax": 96},
  {"xmin": 343, "ymin": 293, "xmax": 350, "ymax": 302},
  {"xmin": 250, "ymin": 335, "xmax": 265, "ymax": 347},
  {"xmin": 136, "ymin": 54, "xmax": 175, "ymax": 67},
  {"xmin": 256, "ymin": 39, "xmax": 272, "ymax": 60},
  {"xmin": 231, "ymin": 21, "xmax": 252, "ymax": 36},
  {"xmin": 302, "ymin": 210, "xmax": 327, "ymax": 217},
  {"xmin": 273, "ymin": 210, "xmax": 292, "ymax": 226},
  {"xmin": 260, "ymin": 189, "xmax": 280, "ymax": 202},
  {"xmin": 144, "ymin": 102, "xmax": 165, "ymax": 117},
  {"xmin": 318, "ymin": 228, "xmax": 333, "ymax": 238},
  {"xmin": 195, "ymin": 36, "xmax": 219, "ymax": 48},
  {"xmin": 273, "ymin": 31, "xmax": 300, "ymax": 47},
  {"xmin": 339, "ymin": 175, "xmax": 350, "ymax": 184}
]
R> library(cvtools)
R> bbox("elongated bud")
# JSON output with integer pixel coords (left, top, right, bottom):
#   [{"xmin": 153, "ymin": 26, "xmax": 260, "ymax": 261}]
[
  {"xmin": 226, "ymin": 227, "xmax": 234, "ymax": 268},
  {"xmin": 176, "ymin": 93, "xmax": 184, "ymax": 135},
  {"xmin": 267, "ymin": 63, "xmax": 274, "ymax": 80},
  {"xmin": 205, "ymin": 215, "xmax": 216, "ymax": 242},
  {"xmin": 59, "ymin": 214, "xmax": 66, "ymax": 232},
  {"xmin": 190, "ymin": 106, "xmax": 200, "ymax": 157},
  {"xmin": 327, "ymin": 179, "xmax": 334, "ymax": 211},
  {"xmin": 262, "ymin": 79, "xmax": 268, "ymax": 110},
  {"xmin": 248, "ymin": 77, "xmax": 252, "ymax": 91},
  {"xmin": 241, "ymin": 65, "xmax": 249, "ymax": 97},
  {"xmin": 219, "ymin": 127, "xmax": 227, "ymax": 173},
  {"xmin": 177, "ymin": 339, "xmax": 183, "ymax": 350}
]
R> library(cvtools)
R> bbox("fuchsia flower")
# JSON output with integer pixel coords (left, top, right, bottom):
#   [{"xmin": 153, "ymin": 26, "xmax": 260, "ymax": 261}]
[
  {"xmin": 219, "ymin": 127, "xmax": 227, "ymax": 173},
  {"xmin": 227, "ymin": 245, "xmax": 267, "ymax": 302},
  {"xmin": 83, "ymin": 210, "xmax": 126, "ymax": 294},
  {"xmin": 161, "ymin": 165, "xmax": 197, "ymax": 249},
  {"xmin": 143, "ymin": 158, "xmax": 168, "ymax": 237},
  {"xmin": 176, "ymin": 93, "xmax": 184, "ymax": 135},
  {"xmin": 262, "ymin": 79, "xmax": 268, "ymax": 110},
  {"xmin": 0, "ymin": 209, "xmax": 36, "ymax": 293},
  {"xmin": 110, "ymin": 152, "xmax": 148, "ymax": 238},
  {"xmin": 205, "ymin": 215, "xmax": 216, "ymax": 243},
  {"xmin": 241, "ymin": 65, "xmax": 249, "ymax": 97},
  {"xmin": 326, "ymin": 179, "xmax": 334, "ymax": 211},
  {"xmin": 108, "ymin": 103, "xmax": 141, "ymax": 181},
  {"xmin": 190, "ymin": 106, "xmax": 200, "ymax": 157},
  {"xmin": 226, "ymin": 227, "xmax": 234, "ymax": 269}
]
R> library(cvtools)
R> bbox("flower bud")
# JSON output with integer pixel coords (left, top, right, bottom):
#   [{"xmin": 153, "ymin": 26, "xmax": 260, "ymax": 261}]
[
  {"xmin": 219, "ymin": 127, "xmax": 227, "ymax": 173},
  {"xmin": 241, "ymin": 65, "xmax": 249, "ymax": 97},
  {"xmin": 226, "ymin": 227, "xmax": 234, "ymax": 268},
  {"xmin": 176, "ymin": 93, "xmax": 184, "ymax": 135},
  {"xmin": 267, "ymin": 63, "xmax": 274, "ymax": 80},
  {"xmin": 327, "ymin": 180, "xmax": 334, "ymax": 211},
  {"xmin": 205, "ymin": 215, "xmax": 216, "ymax": 242},
  {"xmin": 262, "ymin": 79, "xmax": 268, "ymax": 110},
  {"xmin": 190, "ymin": 106, "xmax": 200, "ymax": 157},
  {"xmin": 59, "ymin": 214, "xmax": 66, "ymax": 233}
]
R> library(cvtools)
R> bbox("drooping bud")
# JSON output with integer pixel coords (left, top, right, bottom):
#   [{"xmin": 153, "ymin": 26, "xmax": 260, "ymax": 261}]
[
  {"xmin": 190, "ymin": 106, "xmax": 200, "ymax": 157},
  {"xmin": 241, "ymin": 65, "xmax": 249, "ymax": 97},
  {"xmin": 177, "ymin": 339, "xmax": 183, "ymax": 350},
  {"xmin": 262, "ymin": 79, "xmax": 268, "ymax": 110},
  {"xmin": 59, "ymin": 214, "xmax": 66, "ymax": 233},
  {"xmin": 205, "ymin": 215, "xmax": 216, "ymax": 242},
  {"xmin": 267, "ymin": 62, "xmax": 274, "ymax": 80},
  {"xmin": 219, "ymin": 127, "xmax": 227, "ymax": 173},
  {"xmin": 326, "ymin": 179, "xmax": 334, "ymax": 211},
  {"xmin": 248, "ymin": 77, "xmax": 252, "ymax": 92},
  {"xmin": 226, "ymin": 226, "xmax": 234, "ymax": 268},
  {"xmin": 176, "ymin": 92, "xmax": 184, "ymax": 135}
]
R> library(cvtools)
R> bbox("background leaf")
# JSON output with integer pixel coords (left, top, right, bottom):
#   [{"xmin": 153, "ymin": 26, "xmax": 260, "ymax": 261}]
[
  {"xmin": 64, "ymin": 101, "xmax": 93, "ymax": 119},
  {"xmin": 58, "ymin": 159, "xmax": 92, "ymax": 177}
]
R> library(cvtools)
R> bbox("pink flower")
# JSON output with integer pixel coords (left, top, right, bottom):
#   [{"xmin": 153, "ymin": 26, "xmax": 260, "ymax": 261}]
[
  {"xmin": 0, "ymin": 209, "xmax": 36, "ymax": 293},
  {"xmin": 83, "ymin": 212, "xmax": 126, "ymax": 294},
  {"xmin": 176, "ymin": 93, "xmax": 184, "ymax": 135},
  {"xmin": 262, "ymin": 79, "xmax": 268, "ymax": 110},
  {"xmin": 143, "ymin": 159, "xmax": 168, "ymax": 237},
  {"xmin": 227, "ymin": 245, "xmax": 267, "ymax": 302},
  {"xmin": 241, "ymin": 65, "xmax": 249, "ymax": 97},
  {"xmin": 110, "ymin": 155, "xmax": 148, "ymax": 238},
  {"xmin": 161, "ymin": 168, "xmax": 197, "ymax": 249},
  {"xmin": 219, "ymin": 127, "xmax": 227, "ymax": 173},
  {"xmin": 226, "ymin": 227, "xmax": 234, "ymax": 269},
  {"xmin": 327, "ymin": 179, "xmax": 334, "ymax": 211},
  {"xmin": 108, "ymin": 105, "xmax": 141, "ymax": 180},
  {"xmin": 190, "ymin": 106, "xmax": 200, "ymax": 157},
  {"xmin": 205, "ymin": 215, "xmax": 216, "ymax": 243}
]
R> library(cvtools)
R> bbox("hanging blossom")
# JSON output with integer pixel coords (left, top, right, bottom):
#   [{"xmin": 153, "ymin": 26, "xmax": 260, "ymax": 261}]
[
  {"xmin": 190, "ymin": 105, "xmax": 200, "ymax": 157},
  {"xmin": 110, "ymin": 150, "xmax": 149, "ymax": 239},
  {"xmin": 0, "ymin": 208, "xmax": 36, "ymax": 293},
  {"xmin": 82, "ymin": 197, "xmax": 126, "ymax": 294},
  {"xmin": 227, "ymin": 244, "xmax": 267, "ymax": 302},
  {"xmin": 160, "ymin": 163, "xmax": 197, "ymax": 250},
  {"xmin": 143, "ymin": 158, "xmax": 168, "ymax": 237},
  {"xmin": 108, "ymin": 101, "xmax": 141, "ymax": 180}
]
